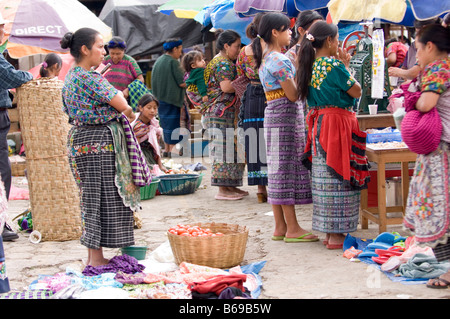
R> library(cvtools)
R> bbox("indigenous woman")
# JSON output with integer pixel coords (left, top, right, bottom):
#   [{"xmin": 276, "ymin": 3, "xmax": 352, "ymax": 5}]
[
  {"xmin": 403, "ymin": 24, "xmax": 450, "ymax": 289},
  {"xmin": 236, "ymin": 13, "xmax": 268, "ymax": 203},
  {"xmin": 285, "ymin": 10, "xmax": 323, "ymax": 65},
  {"xmin": 203, "ymin": 29, "xmax": 247, "ymax": 200},
  {"xmin": 61, "ymin": 28, "xmax": 151, "ymax": 267},
  {"xmin": 296, "ymin": 21, "xmax": 369, "ymax": 249},
  {"xmin": 104, "ymin": 36, "xmax": 145, "ymax": 99},
  {"xmin": 256, "ymin": 13, "xmax": 317, "ymax": 242},
  {"xmin": 151, "ymin": 38, "xmax": 187, "ymax": 157}
]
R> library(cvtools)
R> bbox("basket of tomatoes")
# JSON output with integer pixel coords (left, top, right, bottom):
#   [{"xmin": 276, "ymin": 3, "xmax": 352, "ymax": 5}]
[{"xmin": 167, "ymin": 222, "xmax": 249, "ymax": 269}]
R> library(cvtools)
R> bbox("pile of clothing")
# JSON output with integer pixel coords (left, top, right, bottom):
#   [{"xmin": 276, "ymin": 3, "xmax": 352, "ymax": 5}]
[
  {"xmin": 342, "ymin": 232, "xmax": 450, "ymax": 282},
  {"xmin": 0, "ymin": 250, "xmax": 265, "ymax": 299}
]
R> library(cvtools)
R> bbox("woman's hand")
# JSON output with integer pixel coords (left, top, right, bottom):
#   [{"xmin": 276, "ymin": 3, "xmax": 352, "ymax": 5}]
[{"xmin": 338, "ymin": 47, "xmax": 351, "ymax": 68}]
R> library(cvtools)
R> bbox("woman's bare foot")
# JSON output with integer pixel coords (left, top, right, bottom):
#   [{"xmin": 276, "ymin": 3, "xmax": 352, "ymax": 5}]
[{"xmin": 227, "ymin": 187, "xmax": 249, "ymax": 196}]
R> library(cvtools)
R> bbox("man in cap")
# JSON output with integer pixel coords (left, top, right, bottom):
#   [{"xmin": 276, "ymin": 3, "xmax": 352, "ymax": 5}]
[{"xmin": 0, "ymin": 13, "xmax": 33, "ymax": 241}]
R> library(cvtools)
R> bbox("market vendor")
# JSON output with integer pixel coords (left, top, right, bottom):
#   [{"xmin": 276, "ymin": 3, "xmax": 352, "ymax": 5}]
[
  {"xmin": 61, "ymin": 28, "xmax": 151, "ymax": 267},
  {"xmin": 103, "ymin": 36, "xmax": 145, "ymax": 99}
]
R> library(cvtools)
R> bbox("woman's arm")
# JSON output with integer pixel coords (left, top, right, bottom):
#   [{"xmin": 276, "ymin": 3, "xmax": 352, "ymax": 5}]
[
  {"xmin": 220, "ymin": 80, "xmax": 235, "ymax": 94},
  {"xmin": 415, "ymin": 91, "xmax": 440, "ymax": 113},
  {"xmin": 109, "ymin": 91, "xmax": 136, "ymax": 122},
  {"xmin": 280, "ymin": 78, "xmax": 299, "ymax": 102},
  {"xmin": 347, "ymin": 82, "xmax": 362, "ymax": 99}
]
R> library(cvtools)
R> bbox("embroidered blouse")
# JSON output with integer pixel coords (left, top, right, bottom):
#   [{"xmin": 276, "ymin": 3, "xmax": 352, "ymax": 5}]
[
  {"xmin": 259, "ymin": 51, "xmax": 295, "ymax": 92},
  {"xmin": 307, "ymin": 57, "xmax": 356, "ymax": 111},
  {"xmin": 62, "ymin": 66, "xmax": 119, "ymax": 126},
  {"xmin": 236, "ymin": 46, "xmax": 259, "ymax": 81},
  {"xmin": 421, "ymin": 57, "xmax": 450, "ymax": 143}
]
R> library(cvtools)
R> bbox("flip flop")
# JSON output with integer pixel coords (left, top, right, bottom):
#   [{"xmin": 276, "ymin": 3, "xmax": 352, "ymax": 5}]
[
  {"xmin": 214, "ymin": 194, "xmax": 243, "ymax": 201},
  {"xmin": 271, "ymin": 235, "xmax": 285, "ymax": 241},
  {"xmin": 426, "ymin": 277, "xmax": 450, "ymax": 289},
  {"xmin": 283, "ymin": 232, "xmax": 319, "ymax": 243}
]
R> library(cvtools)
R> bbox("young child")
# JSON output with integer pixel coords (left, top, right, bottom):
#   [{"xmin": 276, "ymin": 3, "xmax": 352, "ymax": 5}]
[
  {"xmin": 182, "ymin": 50, "xmax": 208, "ymax": 108},
  {"xmin": 39, "ymin": 53, "xmax": 63, "ymax": 78},
  {"xmin": 132, "ymin": 94, "xmax": 167, "ymax": 175}
]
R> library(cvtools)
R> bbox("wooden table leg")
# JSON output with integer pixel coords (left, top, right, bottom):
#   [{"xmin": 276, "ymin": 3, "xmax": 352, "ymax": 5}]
[
  {"xmin": 360, "ymin": 188, "xmax": 368, "ymax": 229},
  {"xmin": 401, "ymin": 161, "xmax": 411, "ymax": 216},
  {"xmin": 377, "ymin": 160, "xmax": 387, "ymax": 233}
]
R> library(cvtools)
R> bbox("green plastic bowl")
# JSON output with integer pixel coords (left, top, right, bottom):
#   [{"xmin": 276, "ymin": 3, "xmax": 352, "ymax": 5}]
[
  {"xmin": 140, "ymin": 178, "xmax": 160, "ymax": 200},
  {"xmin": 196, "ymin": 172, "xmax": 205, "ymax": 189},
  {"xmin": 121, "ymin": 246, "xmax": 148, "ymax": 260}
]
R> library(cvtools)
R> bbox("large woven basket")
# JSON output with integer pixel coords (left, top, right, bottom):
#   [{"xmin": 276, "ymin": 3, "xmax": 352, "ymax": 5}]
[
  {"xmin": 167, "ymin": 222, "xmax": 249, "ymax": 268},
  {"xmin": 16, "ymin": 78, "xmax": 81, "ymax": 241}
]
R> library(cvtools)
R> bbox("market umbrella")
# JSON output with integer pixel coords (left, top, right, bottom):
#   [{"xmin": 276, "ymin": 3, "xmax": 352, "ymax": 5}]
[
  {"xmin": 327, "ymin": 0, "xmax": 449, "ymax": 25},
  {"xmin": 234, "ymin": 0, "xmax": 329, "ymax": 18},
  {"xmin": 158, "ymin": 0, "xmax": 215, "ymax": 19},
  {"xmin": 0, "ymin": 0, "xmax": 112, "ymax": 58},
  {"xmin": 196, "ymin": 0, "xmax": 253, "ymax": 44}
]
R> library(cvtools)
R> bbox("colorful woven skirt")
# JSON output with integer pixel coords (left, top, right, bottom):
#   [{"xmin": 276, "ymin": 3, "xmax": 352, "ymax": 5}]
[
  {"xmin": 404, "ymin": 141, "xmax": 450, "ymax": 252},
  {"xmin": 205, "ymin": 106, "xmax": 245, "ymax": 187},
  {"xmin": 263, "ymin": 96, "xmax": 312, "ymax": 205},
  {"xmin": 67, "ymin": 125, "xmax": 134, "ymax": 250},
  {"xmin": 242, "ymin": 84, "xmax": 268, "ymax": 186},
  {"xmin": 310, "ymin": 152, "xmax": 360, "ymax": 233}
]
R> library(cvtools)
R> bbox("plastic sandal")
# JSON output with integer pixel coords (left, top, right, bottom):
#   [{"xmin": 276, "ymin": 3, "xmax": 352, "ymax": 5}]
[{"xmin": 284, "ymin": 232, "xmax": 319, "ymax": 243}]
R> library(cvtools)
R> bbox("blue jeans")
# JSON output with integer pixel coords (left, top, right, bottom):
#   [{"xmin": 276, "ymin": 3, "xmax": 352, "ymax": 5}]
[{"xmin": 0, "ymin": 235, "xmax": 10, "ymax": 293}]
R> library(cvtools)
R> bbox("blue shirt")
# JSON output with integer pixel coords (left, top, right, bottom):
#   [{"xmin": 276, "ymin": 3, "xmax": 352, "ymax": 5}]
[{"xmin": 0, "ymin": 54, "xmax": 33, "ymax": 108}]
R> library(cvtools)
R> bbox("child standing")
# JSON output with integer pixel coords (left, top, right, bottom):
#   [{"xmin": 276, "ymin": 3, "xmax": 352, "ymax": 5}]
[
  {"xmin": 255, "ymin": 13, "xmax": 317, "ymax": 242},
  {"xmin": 182, "ymin": 50, "xmax": 208, "ymax": 109},
  {"xmin": 132, "ymin": 94, "xmax": 167, "ymax": 175},
  {"xmin": 39, "ymin": 53, "xmax": 63, "ymax": 78}
]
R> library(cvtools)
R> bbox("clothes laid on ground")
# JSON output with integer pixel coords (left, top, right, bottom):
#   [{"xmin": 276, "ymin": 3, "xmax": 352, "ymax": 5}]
[
  {"xmin": 394, "ymin": 253, "xmax": 450, "ymax": 279},
  {"xmin": 16, "ymin": 256, "xmax": 265, "ymax": 299},
  {"xmin": 259, "ymin": 51, "xmax": 312, "ymax": 206}
]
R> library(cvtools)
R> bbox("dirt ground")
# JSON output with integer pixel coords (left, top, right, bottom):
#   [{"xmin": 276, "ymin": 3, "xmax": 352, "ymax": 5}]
[{"xmin": 3, "ymin": 155, "xmax": 450, "ymax": 299}]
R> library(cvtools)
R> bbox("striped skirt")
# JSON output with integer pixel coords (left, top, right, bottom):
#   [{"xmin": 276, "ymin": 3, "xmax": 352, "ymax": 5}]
[
  {"xmin": 310, "ymin": 139, "xmax": 360, "ymax": 234},
  {"xmin": 264, "ymin": 97, "xmax": 312, "ymax": 205},
  {"xmin": 242, "ymin": 84, "xmax": 268, "ymax": 186},
  {"xmin": 404, "ymin": 141, "xmax": 450, "ymax": 255},
  {"xmin": 67, "ymin": 125, "xmax": 134, "ymax": 250},
  {"xmin": 205, "ymin": 106, "xmax": 245, "ymax": 187}
]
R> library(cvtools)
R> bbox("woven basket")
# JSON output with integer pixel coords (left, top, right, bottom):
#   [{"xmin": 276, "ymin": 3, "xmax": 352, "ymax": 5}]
[
  {"xmin": 167, "ymin": 222, "xmax": 249, "ymax": 268},
  {"xmin": 16, "ymin": 78, "xmax": 81, "ymax": 241}
]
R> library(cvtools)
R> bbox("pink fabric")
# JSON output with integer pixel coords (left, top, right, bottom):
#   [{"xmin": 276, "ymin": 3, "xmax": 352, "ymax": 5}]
[
  {"xmin": 400, "ymin": 80, "xmax": 443, "ymax": 155},
  {"xmin": 132, "ymin": 115, "xmax": 163, "ymax": 157}
]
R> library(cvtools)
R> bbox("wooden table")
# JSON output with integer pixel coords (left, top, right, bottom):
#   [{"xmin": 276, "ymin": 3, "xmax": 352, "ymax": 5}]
[
  {"xmin": 360, "ymin": 146, "xmax": 417, "ymax": 233},
  {"xmin": 357, "ymin": 113, "xmax": 396, "ymax": 131}
]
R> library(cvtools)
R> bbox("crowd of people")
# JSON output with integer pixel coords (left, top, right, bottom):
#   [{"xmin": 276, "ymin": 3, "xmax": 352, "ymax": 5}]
[{"xmin": 0, "ymin": 9, "xmax": 449, "ymax": 294}]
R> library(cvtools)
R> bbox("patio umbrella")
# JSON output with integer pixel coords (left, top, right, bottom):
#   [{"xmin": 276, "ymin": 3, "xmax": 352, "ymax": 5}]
[
  {"xmin": 158, "ymin": 0, "xmax": 215, "ymax": 19},
  {"xmin": 0, "ymin": 0, "xmax": 112, "ymax": 58},
  {"xmin": 327, "ymin": 0, "xmax": 449, "ymax": 25},
  {"xmin": 234, "ymin": 0, "xmax": 329, "ymax": 18},
  {"xmin": 196, "ymin": 0, "xmax": 253, "ymax": 44}
]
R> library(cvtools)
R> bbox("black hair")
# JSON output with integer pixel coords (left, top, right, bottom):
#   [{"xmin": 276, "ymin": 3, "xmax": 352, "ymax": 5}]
[
  {"xmin": 107, "ymin": 36, "xmax": 127, "ymax": 50},
  {"xmin": 443, "ymin": 13, "xmax": 450, "ymax": 26},
  {"xmin": 245, "ymin": 12, "xmax": 266, "ymax": 40},
  {"xmin": 215, "ymin": 29, "xmax": 241, "ymax": 52},
  {"xmin": 291, "ymin": 10, "xmax": 324, "ymax": 46},
  {"xmin": 39, "ymin": 53, "xmax": 62, "ymax": 78},
  {"xmin": 181, "ymin": 50, "xmax": 203, "ymax": 73},
  {"xmin": 60, "ymin": 28, "xmax": 100, "ymax": 63},
  {"xmin": 138, "ymin": 93, "xmax": 159, "ymax": 109},
  {"xmin": 413, "ymin": 17, "xmax": 440, "ymax": 29},
  {"xmin": 416, "ymin": 24, "xmax": 450, "ymax": 53},
  {"xmin": 252, "ymin": 12, "xmax": 291, "ymax": 69},
  {"xmin": 296, "ymin": 21, "xmax": 338, "ymax": 100}
]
